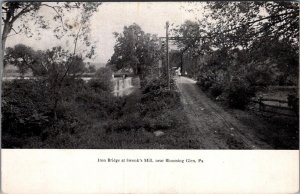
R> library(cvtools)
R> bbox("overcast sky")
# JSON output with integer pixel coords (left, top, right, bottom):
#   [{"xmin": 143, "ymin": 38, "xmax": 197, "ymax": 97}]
[{"xmin": 6, "ymin": 2, "xmax": 205, "ymax": 64}]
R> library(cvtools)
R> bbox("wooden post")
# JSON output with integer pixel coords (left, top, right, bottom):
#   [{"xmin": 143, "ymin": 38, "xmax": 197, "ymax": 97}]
[
  {"xmin": 181, "ymin": 51, "xmax": 183, "ymax": 75},
  {"xmin": 258, "ymin": 97, "xmax": 262, "ymax": 111},
  {"xmin": 166, "ymin": 21, "xmax": 170, "ymax": 90},
  {"xmin": 258, "ymin": 96, "xmax": 265, "ymax": 111}
]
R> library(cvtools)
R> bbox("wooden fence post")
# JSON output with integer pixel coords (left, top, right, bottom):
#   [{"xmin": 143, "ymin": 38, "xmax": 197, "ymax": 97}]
[{"xmin": 258, "ymin": 96, "xmax": 264, "ymax": 111}]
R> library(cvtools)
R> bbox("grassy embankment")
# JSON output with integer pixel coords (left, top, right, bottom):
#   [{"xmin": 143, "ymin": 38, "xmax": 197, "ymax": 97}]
[{"xmin": 2, "ymin": 76, "xmax": 198, "ymax": 149}]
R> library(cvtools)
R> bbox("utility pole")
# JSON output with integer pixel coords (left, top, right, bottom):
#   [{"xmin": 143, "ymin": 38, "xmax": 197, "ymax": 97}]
[
  {"xmin": 166, "ymin": 21, "xmax": 170, "ymax": 90},
  {"xmin": 180, "ymin": 51, "xmax": 183, "ymax": 75}
]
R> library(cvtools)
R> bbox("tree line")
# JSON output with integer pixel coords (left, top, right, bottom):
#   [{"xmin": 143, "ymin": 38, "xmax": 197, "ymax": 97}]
[
  {"xmin": 4, "ymin": 44, "xmax": 97, "ymax": 76},
  {"xmin": 171, "ymin": 2, "xmax": 299, "ymax": 108}
]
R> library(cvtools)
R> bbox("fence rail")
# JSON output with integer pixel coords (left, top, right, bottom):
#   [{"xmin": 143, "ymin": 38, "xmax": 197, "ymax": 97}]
[
  {"xmin": 259, "ymin": 98, "xmax": 288, "ymax": 103},
  {"xmin": 252, "ymin": 97, "xmax": 298, "ymax": 117}
]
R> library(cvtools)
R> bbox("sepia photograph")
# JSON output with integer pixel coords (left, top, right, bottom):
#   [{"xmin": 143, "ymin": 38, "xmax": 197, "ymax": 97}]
[
  {"xmin": 1, "ymin": 1, "xmax": 299, "ymax": 194},
  {"xmin": 1, "ymin": 1, "xmax": 299, "ymax": 150}
]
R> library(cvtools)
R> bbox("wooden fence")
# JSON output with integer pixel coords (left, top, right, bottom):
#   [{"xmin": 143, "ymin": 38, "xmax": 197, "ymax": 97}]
[{"xmin": 252, "ymin": 97, "xmax": 298, "ymax": 117}]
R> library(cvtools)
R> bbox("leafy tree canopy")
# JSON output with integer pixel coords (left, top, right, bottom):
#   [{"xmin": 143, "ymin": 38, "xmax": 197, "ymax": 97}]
[
  {"xmin": 4, "ymin": 44, "xmax": 86, "ymax": 77},
  {"xmin": 108, "ymin": 23, "xmax": 161, "ymax": 77},
  {"xmin": 176, "ymin": 2, "xmax": 299, "ymax": 51},
  {"xmin": 2, "ymin": 2, "xmax": 102, "ymax": 63},
  {"xmin": 206, "ymin": 1, "xmax": 299, "ymax": 48},
  {"xmin": 173, "ymin": 2, "xmax": 299, "ymax": 86}
]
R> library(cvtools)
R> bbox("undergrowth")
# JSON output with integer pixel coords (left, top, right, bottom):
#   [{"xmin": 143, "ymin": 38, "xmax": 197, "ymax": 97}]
[{"xmin": 2, "ymin": 76, "xmax": 197, "ymax": 149}]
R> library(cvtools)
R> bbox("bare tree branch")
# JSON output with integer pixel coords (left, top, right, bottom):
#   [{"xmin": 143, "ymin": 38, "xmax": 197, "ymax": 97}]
[
  {"xmin": 10, "ymin": 4, "xmax": 33, "ymax": 23},
  {"xmin": 59, "ymin": 24, "xmax": 82, "ymax": 84},
  {"xmin": 41, "ymin": 3, "xmax": 65, "ymax": 30},
  {"xmin": 12, "ymin": 27, "xmax": 21, "ymax": 34},
  {"xmin": 212, "ymin": 10, "xmax": 298, "ymax": 37},
  {"xmin": 6, "ymin": 27, "xmax": 22, "ymax": 37}
]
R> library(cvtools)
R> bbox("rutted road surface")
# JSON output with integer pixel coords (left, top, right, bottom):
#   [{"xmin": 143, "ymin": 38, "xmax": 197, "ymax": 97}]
[{"xmin": 175, "ymin": 76, "xmax": 272, "ymax": 149}]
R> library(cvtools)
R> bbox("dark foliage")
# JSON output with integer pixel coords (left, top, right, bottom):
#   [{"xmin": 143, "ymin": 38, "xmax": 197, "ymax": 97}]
[
  {"xmin": 287, "ymin": 94, "xmax": 299, "ymax": 116},
  {"xmin": 106, "ymin": 77, "xmax": 182, "ymax": 134},
  {"xmin": 75, "ymin": 89, "xmax": 124, "ymax": 119},
  {"xmin": 2, "ymin": 79, "xmax": 52, "ymax": 136},
  {"xmin": 210, "ymin": 83, "xmax": 223, "ymax": 98},
  {"xmin": 1, "ymin": 76, "xmax": 120, "ymax": 148},
  {"xmin": 197, "ymin": 77, "xmax": 213, "ymax": 91},
  {"xmin": 88, "ymin": 67, "xmax": 114, "ymax": 92},
  {"xmin": 226, "ymin": 79, "xmax": 256, "ymax": 109}
]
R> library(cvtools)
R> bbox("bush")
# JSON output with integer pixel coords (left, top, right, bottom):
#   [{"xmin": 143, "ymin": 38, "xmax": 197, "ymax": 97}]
[
  {"xmin": 226, "ymin": 79, "xmax": 255, "ymax": 109},
  {"xmin": 149, "ymin": 110, "xmax": 181, "ymax": 130},
  {"xmin": 106, "ymin": 76, "xmax": 182, "ymax": 133},
  {"xmin": 142, "ymin": 76, "xmax": 169, "ymax": 92},
  {"xmin": 141, "ymin": 75, "xmax": 177, "ymax": 91},
  {"xmin": 197, "ymin": 77, "xmax": 213, "ymax": 91},
  {"xmin": 88, "ymin": 67, "xmax": 114, "ymax": 92},
  {"xmin": 210, "ymin": 83, "xmax": 223, "ymax": 97},
  {"xmin": 2, "ymin": 79, "xmax": 52, "ymax": 136},
  {"xmin": 75, "ymin": 88, "xmax": 123, "ymax": 119},
  {"xmin": 140, "ymin": 77, "xmax": 180, "ymax": 116},
  {"xmin": 2, "ymin": 72, "xmax": 186, "ymax": 148},
  {"xmin": 106, "ymin": 113, "xmax": 144, "ymax": 132},
  {"xmin": 106, "ymin": 110, "xmax": 181, "ymax": 133}
]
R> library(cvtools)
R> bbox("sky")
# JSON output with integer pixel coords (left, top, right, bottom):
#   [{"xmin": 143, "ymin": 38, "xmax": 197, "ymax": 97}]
[{"xmin": 6, "ymin": 2, "xmax": 205, "ymax": 64}]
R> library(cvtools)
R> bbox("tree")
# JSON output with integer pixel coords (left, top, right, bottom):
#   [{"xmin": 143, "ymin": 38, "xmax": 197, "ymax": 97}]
[
  {"xmin": 86, "ymin": 64, "xmax": 96, "ymax": 73},
  {"xmin": 172, "ymin": 20, "xmax": 210, "ymax": 54},
  {"xmin": 2, "ymin": 2, "xmax": 40, "ymax": 52},
  {"xmin": 245, "ymin": 37, "xmax": 299, "ymax": 85},
  {"xmin": 109, "ymin": 23, "xmax": 161, "ymax": 79},
  {"xmin": 3, "ymin": 1, "xmax": 102, "ymax": 119},
  {"xmin": 175, "ymin": 2, "xmax": 299, "ymax": 85},
  {"xmin": 109, "ymin": 24, "xmax": 144, "ymax": 74},
  {"xmin": 182, "ymin": 2, "xmax": 299, "ymax": 49},
  {"xmin": 1, "ymin": 2, "xmax": 102, "ymax": 64},
  {"xmin": 67, "ymin": 56, "xmax": 86, "ymax": 75},
  {"xmin": 4, "ymin": 44, "xmax": 87, "ymax": 76},
  {"xmin": 3, "ymin": 43, "xmax": 89, "ymax": 120},
  {"xmin": 4, "ymin": 44, "xmax": 37, "ymax": 76},
  {"xmin": 43, "ymin": 46, "xmax": 87, "ymax": 120}
]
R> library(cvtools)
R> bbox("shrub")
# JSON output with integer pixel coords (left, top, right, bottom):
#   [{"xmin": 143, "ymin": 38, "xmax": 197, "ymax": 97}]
[
  {"xmin": 106, "ymin": 109, "xmax": 181, "ymax": 133},
  {"xmin": 244, "ymin": 60, "xmax": 281, "ymax": 86},
  {"xmin": 106, "ymin": 113, "xmax": 144, "ymax": 132},
  {"xmin": 149, "ymin": 110, "xmax": 181, "ymax": 130},
  {"xmin": 141, "ymin": 75, "xmax": 177, "ymax": 91},
  {"xmin": 75, "ymin": 88, "xmax": 123, "ymax": 119},
  {"xmin": 106, "ymin": 76, "xmax": 183, "ymax": 133},
  {"xmin": 210, "ymin": 83, "xmax": 223, "ymax": 97},
  {"xmin": 88, "ymin": 67, "xmax": 114, "ymax": 92},
  {"xmin": 225, "ymin": 79, "xmax": 255, "ymax": 109},
  {"xmin": 2, "ymin": 79, "xmax": 52, "ymax": 136},
  {"xmin": 197, "ymin": 77, "xmax": 213, "ymax": 91},
  {"xmin": 140, "ymin": 78, "xmax": 180, "ymax": 117},
  {"xmin": 142, "ymin": 77, "xmax": 166, "ymax": 93}
]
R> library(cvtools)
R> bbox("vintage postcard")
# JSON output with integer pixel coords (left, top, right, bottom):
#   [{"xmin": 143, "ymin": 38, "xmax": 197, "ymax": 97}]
[{"xmin": 1, "ymin": 1, "xmax": 299, "ymax": 193}]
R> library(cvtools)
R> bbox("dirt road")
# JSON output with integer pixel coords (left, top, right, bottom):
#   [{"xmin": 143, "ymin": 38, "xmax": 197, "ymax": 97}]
[{"xmin": 175, "ymin": 76, "xmax": 272, "ymax": 149}]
